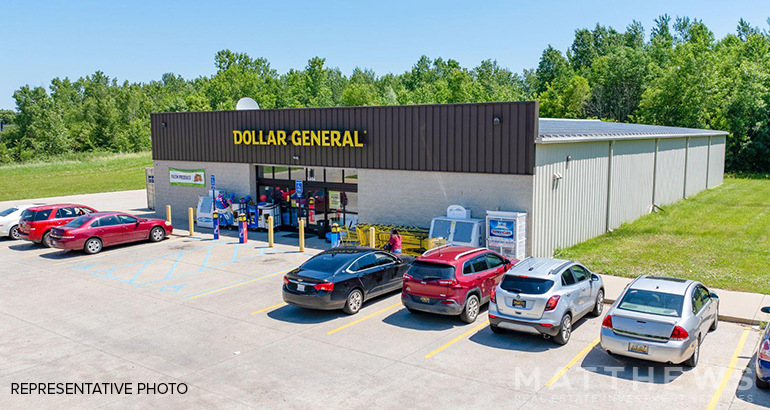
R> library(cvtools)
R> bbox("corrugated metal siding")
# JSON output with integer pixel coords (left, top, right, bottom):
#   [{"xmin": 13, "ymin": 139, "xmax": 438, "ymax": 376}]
[
  {"xmin": 532, "ymin": 141, "xmax": 609, "ymax": 257},
  {"xmin": 708, "ymin": 136, "xmax": 726, "ymax": 188},
  {"xmin": 654, "ymin": 138, "xmax": 687, "ymax": 206},
  {"xmin": 150, "ymin": 102, "xmax": 538, "ymax": 175},
  {"xmin": 685, "ymin": 137, "xmax": 709, "ymax": 196},
  {"xmin": 609, "ymin": 140, "xmax": 656, "ymax": 229}
]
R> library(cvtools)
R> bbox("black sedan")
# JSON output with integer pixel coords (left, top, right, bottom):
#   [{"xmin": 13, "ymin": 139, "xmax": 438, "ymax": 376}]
[{"xmin": 282, "ymin": 247, "xmax": 413, "ymax": 314}]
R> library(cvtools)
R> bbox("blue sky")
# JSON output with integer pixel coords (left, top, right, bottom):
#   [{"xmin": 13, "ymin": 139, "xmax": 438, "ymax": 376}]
[{"xmin": 2, "ymin": 0, "xmax": 768, "ymax": 109}]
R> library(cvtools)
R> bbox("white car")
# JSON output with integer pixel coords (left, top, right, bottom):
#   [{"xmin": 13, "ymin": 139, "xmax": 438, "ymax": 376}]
[{"xmin": 0, "ymin": 204, "xmax": 44, "ymax": 240}]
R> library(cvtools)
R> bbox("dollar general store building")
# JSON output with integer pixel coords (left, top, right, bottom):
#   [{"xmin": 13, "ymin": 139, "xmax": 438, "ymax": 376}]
[{"xmin": 150, "ymin": 101, "xmax": 727, "ymax": 256}]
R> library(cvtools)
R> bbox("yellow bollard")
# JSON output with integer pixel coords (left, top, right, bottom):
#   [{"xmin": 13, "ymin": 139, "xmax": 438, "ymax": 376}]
[
  {"xmin": 188, "ymin": 207, "xmax": 194, "ymax": 236},
  {"xmin": 166, "ymin": 205, "xmax": 171, "ymax": 224},
  {"xmin": 267, "ymin": 216, "xmax": 274, "ymax": 248},
  {"xmin": 298, "ymin": 219, "xmax": 305, "ymax": 253},
  {"xmin": 369, "ymin": 227, "xmax": 376, "ymax": 248}
]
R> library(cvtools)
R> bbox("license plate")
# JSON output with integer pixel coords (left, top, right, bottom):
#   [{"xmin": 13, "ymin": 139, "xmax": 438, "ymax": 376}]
[
  {"xmin": 296, "ymin": 284, "xmax": 305, "ymax": 292},
  {"xmin": 628, "ymin": 342, "xmax": 649, "ymax": 354},
  {"xmin": 513, "ymin": 299, "xmax": 526, "ymax": 308},
  {"xmin": 420, "ymin": 296, "xmax": 430, "ymax": 303}
]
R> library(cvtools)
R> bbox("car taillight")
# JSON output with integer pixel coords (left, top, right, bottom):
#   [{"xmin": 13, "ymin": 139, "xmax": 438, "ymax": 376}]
[
  {"xmin": 490, "ymin": 287, "xmax": 497, "ymax": 304},
  {"xmin": 759, "ymin": 340, "xmax": 770, "ymax": 361},
  {"xmin": 314, "ymin": 282, "xmax": 335, "ymax": 292},
  {"xmin": 403, "ymin": 273, "xmax": 412, "ymax": 281},
  {"xmin": 544, "ymin": 295, "xmax": 560, "ymax": 311},
  {"xmin": 670, "ymin": 325, "xmax": 689, "ymax": 341},
  {"xmin": 602, "ymin": 315, "xmax": 613, "ymax": 329},
  {"xmin": 283, "ymin": 276, "xmax": 289, "ymax": 285},
  {"xmin": 437, "ymin": 279, "xmax": 458, "ymax": 286}
]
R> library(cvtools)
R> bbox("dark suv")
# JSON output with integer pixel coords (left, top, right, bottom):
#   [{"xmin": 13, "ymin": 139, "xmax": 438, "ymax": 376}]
[{"xmin": 401, "ymin": 246, "xmax": 517, "ymax": 323}]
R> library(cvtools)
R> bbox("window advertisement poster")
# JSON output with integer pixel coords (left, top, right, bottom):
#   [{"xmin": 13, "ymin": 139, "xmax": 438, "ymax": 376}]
[
  {"xmin": 169, "ymin": 168, "xmax": 206, "ymax": 187},
  {"xmin": 329, "ymin": 191, "xmax": 341, "ymax": 209},
  {"xmin": 487, "ymin": 218, "xmax": 516, "ymax": 247}
]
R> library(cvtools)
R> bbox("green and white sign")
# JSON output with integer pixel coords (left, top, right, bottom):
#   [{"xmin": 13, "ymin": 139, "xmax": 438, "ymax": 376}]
[{"xmin": 169, "ymin": 168, "xmax": 206, "ymax": 187}]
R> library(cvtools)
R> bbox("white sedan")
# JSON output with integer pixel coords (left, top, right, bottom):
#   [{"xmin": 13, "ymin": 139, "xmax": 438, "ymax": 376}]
[{"xmin": 0, "ymin": 204, "xmax": 43, "ymax": 240}]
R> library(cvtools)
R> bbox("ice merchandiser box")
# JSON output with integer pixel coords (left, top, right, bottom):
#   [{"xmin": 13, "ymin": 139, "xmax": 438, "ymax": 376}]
[{"xmin": 485, "ymin": 210, "xmax": 527, "ymax": 260}]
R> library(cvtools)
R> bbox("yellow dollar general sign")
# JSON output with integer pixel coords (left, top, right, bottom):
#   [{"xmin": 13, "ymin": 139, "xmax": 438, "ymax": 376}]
[{"xmin": 233, "ymin": 130, "xmax": 366, "ymax": 147}]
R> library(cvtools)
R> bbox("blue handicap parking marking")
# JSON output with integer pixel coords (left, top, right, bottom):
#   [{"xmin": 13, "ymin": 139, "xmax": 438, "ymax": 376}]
[{"xmin": 160, "ymin": 283, "xmax": 188, "ymax": 293}]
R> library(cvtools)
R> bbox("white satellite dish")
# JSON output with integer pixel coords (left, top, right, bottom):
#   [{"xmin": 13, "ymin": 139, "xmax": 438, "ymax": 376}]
[{"xmin": 236, "ymin": 97, "xmax": 260, "ymax": 110}]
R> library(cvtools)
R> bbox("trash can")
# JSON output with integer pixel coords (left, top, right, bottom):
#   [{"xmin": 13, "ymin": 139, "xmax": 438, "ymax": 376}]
[{"xmin": 317, "ymin": 220, "xmax": 329, "ymax": 240}]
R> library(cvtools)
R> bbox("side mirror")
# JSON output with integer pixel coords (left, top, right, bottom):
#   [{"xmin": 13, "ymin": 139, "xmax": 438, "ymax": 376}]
[
  {"xmin": 761, "ymin": 306, "xmax": 770, "ymax": 314},
  {"xmin": 710, "ymin": 292, "xmax": 719, "ymax": 299},
  {"xmin": 591, "ymin": 274, "xmax": 600, "ymax": 282}
]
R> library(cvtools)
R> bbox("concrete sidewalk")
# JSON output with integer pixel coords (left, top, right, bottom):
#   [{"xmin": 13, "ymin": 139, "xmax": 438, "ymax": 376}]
[{"xmin": 602, "ymin": 274, "xmax": 770, "ymax": 325}]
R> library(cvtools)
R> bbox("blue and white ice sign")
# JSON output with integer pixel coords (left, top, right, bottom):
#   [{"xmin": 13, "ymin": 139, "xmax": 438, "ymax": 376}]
[
  {"xmin": 211, "ymin": 174, "xmax": 216, "ymax": 190},
  {"xmin": 488, "ymin": 219, "xmax": 515, "ymax": 243}
]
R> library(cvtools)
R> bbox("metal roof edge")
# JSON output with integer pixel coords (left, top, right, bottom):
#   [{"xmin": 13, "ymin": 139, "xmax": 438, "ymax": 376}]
[{"xmin": 535, "ymin": 131, "xmax": 729, "ymax": 144}]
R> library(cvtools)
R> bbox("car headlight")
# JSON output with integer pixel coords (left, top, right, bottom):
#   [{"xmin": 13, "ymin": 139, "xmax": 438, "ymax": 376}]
[{"xmin": 164, "ymin": 221, "xmax": 171, "ymax": 226}]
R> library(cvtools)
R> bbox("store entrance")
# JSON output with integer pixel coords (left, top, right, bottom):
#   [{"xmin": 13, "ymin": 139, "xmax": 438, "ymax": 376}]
[{"xmin": 256, "ymin": 166, "xmax": 358, "ymax": 235}]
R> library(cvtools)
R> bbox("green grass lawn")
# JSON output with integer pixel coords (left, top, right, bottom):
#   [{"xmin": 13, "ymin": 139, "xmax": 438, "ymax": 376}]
[
  {"xmin": 0, "ymin": 152, "xmax": 151, "ymax": 202},
  {"xmin": 555, "ymin": 175, "xmax": 770, "ymax": 294}
]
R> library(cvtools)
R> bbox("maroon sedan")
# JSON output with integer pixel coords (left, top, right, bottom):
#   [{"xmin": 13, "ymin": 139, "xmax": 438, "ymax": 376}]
[{"xmin": 50, "ymin": 212, "xmax": 173, "ymax": 254}]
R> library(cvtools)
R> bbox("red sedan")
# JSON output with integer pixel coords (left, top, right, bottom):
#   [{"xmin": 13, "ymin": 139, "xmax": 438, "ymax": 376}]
[
  {"xmin": 50, "ymin": 212, "xmax": 173, "ymax": 254},
  {"xmin": 18, "ymin": 204, "xmax": 98, "ymax": 247}
]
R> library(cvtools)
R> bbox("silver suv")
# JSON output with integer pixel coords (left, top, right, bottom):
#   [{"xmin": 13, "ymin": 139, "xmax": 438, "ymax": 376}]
[{"xmin": 489, "ymin": 258, "xmax": 605, "ymax": 345}]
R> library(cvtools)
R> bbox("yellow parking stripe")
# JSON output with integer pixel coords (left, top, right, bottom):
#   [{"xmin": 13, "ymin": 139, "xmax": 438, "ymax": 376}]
[
  {"xmin": 188, "ymin": 269, "xmax": 290, "ymax": 300},
  {"xmin": 545, "ymin": 337, "xmax": 600, "ymax": 387},
  {"xmin": 327, "ymin": 302, "xmax": 401, "ymax": 335},
  {"xmin": 251, "ymin": 302, "xmax": 287, "ymax": 315},
  {"xmin": 705, "ymin": 328, "xmax": 750, "ymax": 410},
  {"xmin": 424, "ymin": 320, "xmax": 490, "ymax": 359},
  {"xmin": 21, "ymin": 249, "xmax": 62, "ymax": 259}
]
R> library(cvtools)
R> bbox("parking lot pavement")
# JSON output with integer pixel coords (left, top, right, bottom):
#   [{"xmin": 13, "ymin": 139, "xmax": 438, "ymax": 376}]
[{"xmin": 1, "ymin": 214, "xmax": 768, "ymax": 409}]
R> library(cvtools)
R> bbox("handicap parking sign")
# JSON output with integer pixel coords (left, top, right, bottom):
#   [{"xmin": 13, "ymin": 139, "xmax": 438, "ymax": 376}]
[{"xmin": 295, "ymin": 180, "xmax": 303, "ymax": 196}]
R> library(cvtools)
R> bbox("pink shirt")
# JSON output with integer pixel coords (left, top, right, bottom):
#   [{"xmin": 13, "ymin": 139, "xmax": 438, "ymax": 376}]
[{"xmin": 388, "ymin": 235, "xmax": 402, "ymax": 250}]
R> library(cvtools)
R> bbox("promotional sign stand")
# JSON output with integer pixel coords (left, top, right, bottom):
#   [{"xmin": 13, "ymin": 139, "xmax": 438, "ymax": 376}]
[
  {"xmin": 330, "ymin": 223, "xmax": 341, "ymax": 248},
  {"xmin": 213, "ymin": 211, "xmax": 220, "ymax": 240},
  {"xmin": 211, "ymin": 175, "xmax": 219, "ymax": 240},
  {"xmin": 485, "ymin": 211, "xmax": 527, "ymax": 260}
]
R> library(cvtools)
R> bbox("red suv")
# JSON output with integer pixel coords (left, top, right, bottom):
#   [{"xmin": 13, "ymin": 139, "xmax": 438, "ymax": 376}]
[
  {"xmin": 18, "ymin": 204, "xmax": 97, "ymax": 247},
  {"xmin": 401, "ymin": 246, "xmax": 517, "ymax": 323}
]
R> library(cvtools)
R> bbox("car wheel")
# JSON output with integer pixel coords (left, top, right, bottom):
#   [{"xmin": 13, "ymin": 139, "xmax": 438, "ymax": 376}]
[
  {"xmin": 684, "ymin": 335, "xmax": 701, "ymax": 368},
  {"xmin": 460, "ymin": 294, "xmax": 480, "ymax": 324},
  {"xmin": 710, "ymin": 308, "xmax": 718, "ymax": 331},
  {"xmin": 9, "ymin": 225, "xmax": 19, "ymax": 240},
  {"xmin": 757, "ymin": 375, "xmax": 770, "ymax": 390},
  {"xmin": 149, "ymin": 226, "xmax": 166, "ymax": 242},
  {"xmin": 42, "ymin": 231, "xmax": 53, "ymax": 248},
  {"xmin": 591, "ymin": 289, "xmax": 605, "ymax": 317},
  {"xmin": 490, "ymin": 324, "xmax": 504, "ymax": 334},
  {"xmin": 553, "ymin": 314, "xmax": 572, "ymax": 345},
  {"xmin": 343, "ymin": 289, "xmax": 364, "ymax": 315},
  {"xmin": 84, "ymin": 238, "xmax": 103, "ymax": 255}
]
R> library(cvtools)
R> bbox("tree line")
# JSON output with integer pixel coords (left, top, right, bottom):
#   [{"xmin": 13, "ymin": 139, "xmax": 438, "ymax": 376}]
[{"xmin": 0, "ymin": 15, "xmax": 768, "ymax": 172}]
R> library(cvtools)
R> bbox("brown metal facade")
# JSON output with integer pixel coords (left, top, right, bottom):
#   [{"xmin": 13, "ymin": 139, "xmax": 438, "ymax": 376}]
[{"xmin": 151, "ymin": 101, "xmax": 538, "ymax": 175}]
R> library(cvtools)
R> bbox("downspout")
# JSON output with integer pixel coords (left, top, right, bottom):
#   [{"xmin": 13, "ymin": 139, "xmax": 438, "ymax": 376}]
[
  {"xmin": 683, "ymin": 137, "xmax": 690, "ymax": 199},
  {"xmin": 706, "ymin": 136, "xmax": 711, "ymax": 189},
  {"xmin": 651, "ymin": 138, "xmax": 659, "ymax": 212},
  {"xmin": 605, "ymin": 140, "xmax": 614, "ymax": 232}
]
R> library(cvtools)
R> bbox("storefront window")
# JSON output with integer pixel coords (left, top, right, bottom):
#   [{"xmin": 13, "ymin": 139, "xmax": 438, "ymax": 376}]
[
  {"xmin": 342, "ymin": 191, "xmax": 358, "ymax": 227},
  {"xmin": 343, "ymin": 169, "xmax": 358, "ymax": 184},
  {"xmin": 326, "ymin": 168, "xmax": 343, "ymax": 183},
  {"xmin": 306, "ymin": 167, "xmax": 325, "ymax": 182},
  {"xmin": 273, "ymin": 167, "xmax": 290, "ymax": 180},
  {"xmin": 288, "ymin": 167, "xmax": 304, "ymax": 180},
  {"xmin": 259, "ymin": 166, "xmax": 274, "ymax": 179}
]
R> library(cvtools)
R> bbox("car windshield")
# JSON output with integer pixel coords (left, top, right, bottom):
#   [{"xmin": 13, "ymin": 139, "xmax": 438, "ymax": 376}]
[
  {"xmin": 618, "ymin": 289, "xmax": 684, "ymax": 317},
  {"xmin": 407, "ymin": 261, "xmax": 455, "ymax": 281},
  {"xmin": 301, "ymin": 252, "xmax": 354, "ymax": 273},
  {"xmin": 500, "ymin": 276, "xmax": 554, "ymax": 295},
  {"xmin": 65, "ymin": 215, "xmax": 93, "ymax": 229},
  {"xmin": 0, "ymin": 207, "xmax": 18, "ymax": 217}
]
